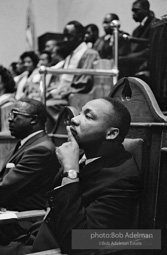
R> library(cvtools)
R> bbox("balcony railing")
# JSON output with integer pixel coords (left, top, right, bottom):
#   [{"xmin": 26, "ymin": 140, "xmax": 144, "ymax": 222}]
[{"xmin": 39, "ymin": 21, "xmax": 120, "ymax": 105}]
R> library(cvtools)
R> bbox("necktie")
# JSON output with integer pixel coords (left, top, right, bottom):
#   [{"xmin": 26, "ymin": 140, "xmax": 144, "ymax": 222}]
[
  {"xmin": 12, "ymin": 141, "xmax": 21, "ymax": 155},
  {"xmin": 79, "ymin": 161, "xmax": 86, "ymax": 170}
]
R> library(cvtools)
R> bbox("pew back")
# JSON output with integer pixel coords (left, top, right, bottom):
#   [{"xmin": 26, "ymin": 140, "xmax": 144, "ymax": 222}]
[
  {"xmin": 0, "ymin": 102, "xmax": 14, "ymax": 133},
  {"xmin": 109, "ymin": 77, "xmax": 167, "ymax": 255}
]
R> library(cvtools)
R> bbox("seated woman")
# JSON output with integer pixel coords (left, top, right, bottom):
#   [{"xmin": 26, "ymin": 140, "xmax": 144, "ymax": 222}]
[
  {"xmin": 0, "ymin": 65, "xmax": 16, "ymax": 107},
  {"xmin": 15, "ymin": 51, "xmax": 39, "ymax": 100}
]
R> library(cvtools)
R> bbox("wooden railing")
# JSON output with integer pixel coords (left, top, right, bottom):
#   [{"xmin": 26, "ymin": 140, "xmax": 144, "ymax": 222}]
[
  {"xmin": 39, "ymin": 21, "xmax": 120, "ymax": 106},
  {"xmin": 39, "ymin": 65, "xmax": 119, "ymax": 106}
]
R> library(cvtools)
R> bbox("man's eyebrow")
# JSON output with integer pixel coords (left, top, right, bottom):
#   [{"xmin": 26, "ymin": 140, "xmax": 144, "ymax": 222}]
[
  {"xmin": 12, "ymin": 108, "xmax": 19, "ymax": 111},
  {"xmin": 82, "ymin": 107, "xmax": 92, "ymax": 113},
  {"xmin": 84, "ymin": 108, "xmax": 97, "ymax": 117}
]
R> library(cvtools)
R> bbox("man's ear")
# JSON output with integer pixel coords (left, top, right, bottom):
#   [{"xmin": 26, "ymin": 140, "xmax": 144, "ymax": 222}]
[
  {"xmin": 30, "ymin": 116, "xmax": 38, "ymax": 125},
  {"xmin": 106, "ymin": 127, "xmax": 119, "ymax": 140}
]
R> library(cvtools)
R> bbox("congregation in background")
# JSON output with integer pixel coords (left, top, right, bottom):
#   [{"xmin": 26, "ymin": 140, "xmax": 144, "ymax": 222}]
[
  {"xmin": 0, "ymin": 0, "xmax": 158, "ymax": 133},
  {"xmin": 0, "ymin": 0, "xmax": 165, "ymax": 254}
]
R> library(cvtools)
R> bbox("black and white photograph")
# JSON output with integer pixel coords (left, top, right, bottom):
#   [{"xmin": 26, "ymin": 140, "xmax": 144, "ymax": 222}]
[{"xmin": 0, "ymin": 0, "xmax": 167, "ymax": 254}]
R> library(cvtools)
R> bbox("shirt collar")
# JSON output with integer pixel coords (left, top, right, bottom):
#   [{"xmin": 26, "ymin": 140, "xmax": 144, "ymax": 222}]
[
  {"xmin": 104, "ymin": 34, "xmax": 112, "ymax": 40},
  {"xmin": 79, "ymin": 154, "xmax": 101, "ymax": 165},
  {"xmin": 20, "ymin": 130, "xmax": 43, "ymax": 147},
  {"xmin": 140, "ymin": 16, "xmax": 148, "ymax": 26}
]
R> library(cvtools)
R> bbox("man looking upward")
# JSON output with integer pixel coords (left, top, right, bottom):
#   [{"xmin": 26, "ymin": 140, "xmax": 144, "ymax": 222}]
[
  {"xmin": 32, "ymin": 97, "xmax": 142, "ymax": 255},
  {"xmin": 0, "ymin": 98, "xmax": 59, "ymax": 245}
]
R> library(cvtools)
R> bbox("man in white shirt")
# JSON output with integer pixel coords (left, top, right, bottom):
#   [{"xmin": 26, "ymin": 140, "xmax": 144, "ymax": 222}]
[{"xmin": 46, "ymin": 20, "xmax": 100, "ymax": 132}]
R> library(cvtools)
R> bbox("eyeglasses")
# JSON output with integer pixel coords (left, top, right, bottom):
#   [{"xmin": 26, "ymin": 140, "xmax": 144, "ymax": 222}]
[{"xmin": 8, "ymin": 110, "xmax": 38, "ymax": 120}]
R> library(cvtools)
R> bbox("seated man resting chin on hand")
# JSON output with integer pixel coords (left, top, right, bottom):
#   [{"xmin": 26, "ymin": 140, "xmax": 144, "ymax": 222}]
[{"xmin": 32, "ymin": 97, "xmax": 142, "ymax": 255}]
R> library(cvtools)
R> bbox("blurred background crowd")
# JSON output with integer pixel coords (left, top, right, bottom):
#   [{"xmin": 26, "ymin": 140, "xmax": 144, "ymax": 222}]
[{"xmin": 0, "ymin": 0, "xmax": 167, "ymax": 132}]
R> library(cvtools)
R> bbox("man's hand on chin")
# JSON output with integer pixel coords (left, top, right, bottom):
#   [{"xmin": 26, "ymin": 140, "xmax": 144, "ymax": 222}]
[{"xmin": 56, "ymin": 126, "xmax": 79, "ymax": 173}]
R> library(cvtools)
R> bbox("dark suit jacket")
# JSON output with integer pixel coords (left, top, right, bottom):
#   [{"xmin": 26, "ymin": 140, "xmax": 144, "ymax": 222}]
[
  {"xmin": 32, "ymin": 143, "xmax": 142, "ymax": 255},
  {"xmin": 131, "ymin": 14, "xmax": 158, "ymax": 59},
  {"xmin": 118, "ymin": 14, "xmax": 159, "ymax": 78},
  {"xmin": 0, "ymin": 131, "xmax": 59, "ymax": 211},
  {"xmin": 94, "ymin": 31, "xmax": 130, "ymax": 59}
]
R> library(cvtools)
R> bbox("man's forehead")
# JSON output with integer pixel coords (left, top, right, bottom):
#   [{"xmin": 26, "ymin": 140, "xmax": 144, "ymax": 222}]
[
  {"xmin": 83, "ymin": 99, "xmax": 112, "ymax": 113},
  {"xmin": 132, "ymin": 2, "xmax": 142, "ymax": 10},
  {"xmin": 103, "ymin": 14, "xmax": 113, "ymax": 23},
  {"xmin": 40, "ymin": 54, "xmax": 48, "ymax": 59},
  {"xmin": 13, "ymin": 101, "xmax": 29, "ymax": 111},
  {"xmin": 64, "ymin": 24, "xmax": 76, "ymax": 34},
  {"xmin": 46, "ymin": 41, "xmax": 54, "ymax": 46},
  {"xmin": 86, "ymin": 27, "xmax": 92, "ymax": 33}
]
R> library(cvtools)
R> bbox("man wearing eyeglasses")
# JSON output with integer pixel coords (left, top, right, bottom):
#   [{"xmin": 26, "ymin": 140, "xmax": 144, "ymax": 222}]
[{"xmin": 0, "ymin": 98, "xmax": 59, "ymax": 245}]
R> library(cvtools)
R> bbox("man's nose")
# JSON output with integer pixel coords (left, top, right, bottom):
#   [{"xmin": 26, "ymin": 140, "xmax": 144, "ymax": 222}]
[
  {"xmin": 63, "ymin": 37, "xmax": 68, "ymax": 42},
  {"xmin": 71, "ymin": 115, "xmax": 80, "ymax": 126},
  {"xmin": 8, "ymin": 117, "xmax": 13, "ymax": 123}
]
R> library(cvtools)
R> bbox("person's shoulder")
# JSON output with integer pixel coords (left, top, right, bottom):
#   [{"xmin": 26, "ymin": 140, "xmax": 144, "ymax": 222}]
[
  {"xmin": 85, "ymin": 47, "xmax": 99, "ymax": 55},
  {"xmin": 51, "ymin": 60, "xmax": 65, "ymax": 69},
  {"xmin": 97, "ymin": 35, "xmax": 105, "ymax": 40},
  {"xmin": 144, "ymin": 14, "xmax": 159, "ymax": 26},
  {"xmin": 35, "ymin": 132, "xmax": 55, "ymax": 146},
  {"xmin": 24, "ymin": 135, "xmax": 56, "ymax": 158},
  {"xmin": 105, "ymin": 153, "xmax": 140, "ymax": 179},
  {"xmin": 24, "ymin": 132, "xmax": 52, "ymax": 148},
  {"xmin": 94, "ymin": 36, "xmax": 105, "ymax": 45},
  {"xmin": 14, "ymin": 71, "xmax": 28, "ymax": 82},
  {"xmin": 151, "ymin": 16, "xmax": 159, "ymax": 24}
]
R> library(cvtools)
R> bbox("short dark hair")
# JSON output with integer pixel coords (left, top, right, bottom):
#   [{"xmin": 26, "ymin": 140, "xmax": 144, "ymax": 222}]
[
  {"xmin": 103, "ymin": 97, "xmax": 131, "ymax": 143},
  {"xmin": 0, "ymin": 65, "xmax": 16, "ymax": 93},
  {"xmin": 133, "ymin": 0, "xmax": 150, "ymax": 11},
  {"xmin": 20, "ymin": 51, "xmax": 39, "ymax": 67},
  {"xmin": 108, "ymin": 13, "xmax": 119, "ymax": 21},
  {"xmin": 19, "ymin": 98, "xmax": 47, "ymax": 127},
  {"xmin": 45, "ymin": 39, "xmax": 57, "ymax": 46},
  {"xmin": 85, "ymin": 24, "xmax": 99, "ymax": 36},
  {"xmin": 66, "ymin": 20, "xmax": 85, "ymax": 38}
]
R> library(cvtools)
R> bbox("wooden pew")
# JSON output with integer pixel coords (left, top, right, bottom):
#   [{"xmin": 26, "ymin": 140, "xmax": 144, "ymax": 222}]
[
  {"xmin": 0, "ymin": 101, "xmax": 17, "ymax": 169},
  {"xmin": 0, "ymin": 210, "xmax": 46, "ymax": 225},
  {"xmin": 0, "ymin": 102, "xmax": 14, "ymax": 133},
  {"xmin": 156, "ymin": 147, "xmax": 167, "ymax": 255},
  {"xmin": 26, "ymin": 248, "xmax": 64, "ymax": 255},
  {"xmin": 109, "ymin": 77, "xmax": 167, "ymax": 255},
  {"xmin": 48, "ymin": 106, "xmax": 78, "ymax": 147},
  {"xmin": 1, "ymin": 77, "xmax": 167, "ymax": 255}
]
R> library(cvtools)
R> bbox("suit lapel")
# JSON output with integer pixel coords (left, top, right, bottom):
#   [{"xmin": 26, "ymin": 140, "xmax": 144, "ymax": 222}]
[
  {"xmin": 80, "ymin": 143, "xmax": 129, "ymax": 178},
  {"xmin": 80, "ymin": 157, "xmax": 105, "ymax": 177},
  {"xmin": 0, "ymin": 131, "xmax": 46, "ymax": 175}
]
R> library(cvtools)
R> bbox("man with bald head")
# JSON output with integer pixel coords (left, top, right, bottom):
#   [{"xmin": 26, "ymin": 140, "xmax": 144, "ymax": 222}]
[{"xmin": 32, "ymin": 97, "xmax": 142, "ymax": 255}]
